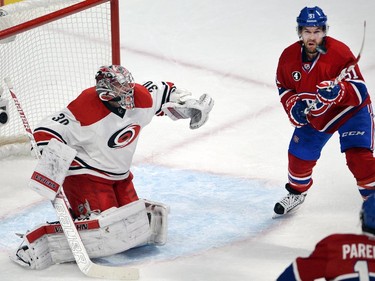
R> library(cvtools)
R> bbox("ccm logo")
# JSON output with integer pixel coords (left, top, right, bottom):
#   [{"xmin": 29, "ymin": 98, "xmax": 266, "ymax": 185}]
[{"xmin": 342, "ymin": 131, "xmax": 365, "ymax": 137}]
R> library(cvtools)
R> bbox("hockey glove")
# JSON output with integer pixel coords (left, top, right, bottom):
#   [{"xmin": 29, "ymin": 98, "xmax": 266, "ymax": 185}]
[
  {"xmin": 286, "ymin": 95, "xmax": 308, "ymax": 127},
  {"xmin": 316, "ymin": 81, "xmax": 345, "ymax": 104},
  {"xmin": 162, "ymin": 93, "xmax": 214, "ymax": 129}
]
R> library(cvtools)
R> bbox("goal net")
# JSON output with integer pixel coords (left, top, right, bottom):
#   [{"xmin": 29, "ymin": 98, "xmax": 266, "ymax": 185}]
[{"xmin": 0, "ymin": 0, "xmax": 120, "ymax": 158}]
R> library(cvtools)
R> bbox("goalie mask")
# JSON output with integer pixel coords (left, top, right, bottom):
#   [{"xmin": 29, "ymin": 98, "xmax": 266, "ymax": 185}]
[{"xmin": 95, "ymin": 65, "xmax": 135, "ymax": 109}]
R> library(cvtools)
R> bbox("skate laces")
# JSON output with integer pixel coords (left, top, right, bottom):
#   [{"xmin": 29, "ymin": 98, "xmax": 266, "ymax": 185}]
[
  {"xmin": 273, "ymin": 192, "xmax": 307, "ymax": 217},
  {"xmin": 279, "ymin": 193, "xmax": 305, "ymax": 209}
]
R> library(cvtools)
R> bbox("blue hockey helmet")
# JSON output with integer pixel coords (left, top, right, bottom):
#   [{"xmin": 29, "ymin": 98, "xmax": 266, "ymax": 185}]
[
  {"xmin": 361, "ymin": 194, "xmax": 375, "ymax": 234},
  {"xmin": 297, "ymin": 6, "xmax": 327, "ymax": 27}
]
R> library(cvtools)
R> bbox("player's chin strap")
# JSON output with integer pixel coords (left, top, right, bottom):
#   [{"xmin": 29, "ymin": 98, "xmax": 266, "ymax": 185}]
[{"xmin": 161, "ymin": 88, "xmax": 214, "ymax": 129}]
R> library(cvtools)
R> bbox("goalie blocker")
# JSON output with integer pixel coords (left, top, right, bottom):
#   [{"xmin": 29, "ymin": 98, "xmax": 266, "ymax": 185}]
[{"xmin": 11, "ymin": 198, "xmax": 169, "ymax": 269}]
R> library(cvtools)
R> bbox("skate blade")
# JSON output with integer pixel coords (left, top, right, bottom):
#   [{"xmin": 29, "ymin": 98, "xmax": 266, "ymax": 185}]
[{"xmin": 272, "ymin": 204, "xmax": 303, "ymax": 219}]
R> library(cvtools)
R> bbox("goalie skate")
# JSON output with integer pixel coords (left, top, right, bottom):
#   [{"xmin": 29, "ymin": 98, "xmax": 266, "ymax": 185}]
[{"xmin": 273, "ymin": 192, "xmax": 306, "ymax": 218}]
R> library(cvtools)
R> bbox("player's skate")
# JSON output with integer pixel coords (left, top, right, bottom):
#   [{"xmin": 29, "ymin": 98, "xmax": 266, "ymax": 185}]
[{"xmin": 273, "ymin": 184, "xmax": 307, "ymax": 218}]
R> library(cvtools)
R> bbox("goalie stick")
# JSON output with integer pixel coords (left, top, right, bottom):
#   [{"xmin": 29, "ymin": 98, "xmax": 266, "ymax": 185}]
[
  {"xmin": 4, "ymin": 78, "xmax": 139, "ymax": 280},
  {"xmin": 3, "ymin": 78, "xmax": 39, "ymax": 158},
  {"xmin": 304, "ymin": 20, "xmax": 367, "ymax": 114}
]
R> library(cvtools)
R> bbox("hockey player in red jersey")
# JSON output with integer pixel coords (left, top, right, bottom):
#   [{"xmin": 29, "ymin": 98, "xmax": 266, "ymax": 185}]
[
  {"xmin": 11, "ymin": 65, "xmax": 214, "ymax": 269},
  {"xmin": 277, "ymin": 194, "xmax": 375, "ymax": 280},
  {"xmin": 273, "ymin": 6, "xmax": 375, "ymax": 217}
]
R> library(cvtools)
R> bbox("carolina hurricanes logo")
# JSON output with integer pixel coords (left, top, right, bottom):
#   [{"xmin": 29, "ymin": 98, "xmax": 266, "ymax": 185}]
[
  {"xmin": 98, "ymin": 91, "xmax": 116, "ymax": 101},
  {"xmin": 108, "ymin": 124, "xmax": 141, "ymax": 149}
]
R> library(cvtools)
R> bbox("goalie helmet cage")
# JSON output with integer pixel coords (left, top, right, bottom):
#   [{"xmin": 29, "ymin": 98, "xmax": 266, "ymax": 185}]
[{"xmin": 0, "ymin": 0, "xmax": 120, "ymax": 158}]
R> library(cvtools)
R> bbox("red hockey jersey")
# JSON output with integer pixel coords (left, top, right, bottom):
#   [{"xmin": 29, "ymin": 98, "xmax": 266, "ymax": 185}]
[
  {"xmin": 277, "ymin": 233, "xmax": 375, "ymax": 280},
  {"xmin": 276, "ymin": 36, "xmax": 370, "ymax": 133}
]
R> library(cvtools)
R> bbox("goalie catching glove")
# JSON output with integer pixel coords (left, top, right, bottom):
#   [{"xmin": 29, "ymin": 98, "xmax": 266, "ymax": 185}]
[{"xmin": 161, "ymin": 88, "xmax": 214, "ymax": 129}]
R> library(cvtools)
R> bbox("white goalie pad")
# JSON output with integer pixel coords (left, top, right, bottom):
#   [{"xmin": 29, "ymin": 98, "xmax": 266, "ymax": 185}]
[
  {"xmin": 10, "ymin": 199, "xmax": 151, "ymax": 270},
  {"xmin": 162, "ymin": 93, "xmax": 214, "ymax": 129},
  {"xmin": 29, "ymin": 138, "xmax": 77, "ymax": 200},
  {"xmin": 143, "ymin": 199, "xmax": 170, "ymax": 245}
]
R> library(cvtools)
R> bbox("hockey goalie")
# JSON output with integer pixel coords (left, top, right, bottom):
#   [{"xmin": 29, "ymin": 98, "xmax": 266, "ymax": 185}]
[{"xmin": 10, "ymin": 65, "xmax": 214, "ymax": 270}]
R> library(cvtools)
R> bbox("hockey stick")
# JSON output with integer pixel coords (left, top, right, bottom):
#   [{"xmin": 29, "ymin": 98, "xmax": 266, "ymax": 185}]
[
  {"xmin": 4, "ymin": 78, "xmax": 139, "ymax": 280},
  {"xmin": 3, "ymin": 78, "xmax": 39, "ymax": 158},
  {"xmin": 304, "ymin": 20, "xmax": 367, "ymax": 114}
]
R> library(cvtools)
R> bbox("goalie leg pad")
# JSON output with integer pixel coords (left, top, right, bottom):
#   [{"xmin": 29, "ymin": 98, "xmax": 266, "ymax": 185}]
[
  {"xmin": 10, "ymin": 235, "xmax": 53, "ymax": 270},
  {"xmin": 143, "ymin": 199, "xmax": 170, "ymax": 245},
  {"xmin": 10, "ymin": 200, "xmax": 150, "ymax": 269}
]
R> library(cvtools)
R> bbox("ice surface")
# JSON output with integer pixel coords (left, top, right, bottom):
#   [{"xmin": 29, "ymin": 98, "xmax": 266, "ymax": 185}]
[{"xmin": 1, "ymin": 0, "xmax": 375, "ymax": 280}]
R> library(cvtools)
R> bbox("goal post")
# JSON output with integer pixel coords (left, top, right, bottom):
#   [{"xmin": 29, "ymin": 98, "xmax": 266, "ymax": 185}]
[{"xmin": 0, "ymin": 0, "xmax": 120, "ymax": 157}]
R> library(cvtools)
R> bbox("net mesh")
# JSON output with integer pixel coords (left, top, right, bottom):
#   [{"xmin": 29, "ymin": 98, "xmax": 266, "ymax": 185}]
[{"xmin": 0, "ymin": 0, "xmax": 113, "ymax": 157}]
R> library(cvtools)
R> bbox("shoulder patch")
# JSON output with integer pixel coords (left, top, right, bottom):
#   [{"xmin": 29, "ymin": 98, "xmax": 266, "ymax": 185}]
[
  {"xmin": 133, "ymin": 83, "xmax": 153, "ymax": 108},
  {"xmin": 292, "ymin": 71, "xmax": 302, "ymax": 81},
  {"xmin": 67, "ymin": 87, "xmax": 111, "ymax": 126}
]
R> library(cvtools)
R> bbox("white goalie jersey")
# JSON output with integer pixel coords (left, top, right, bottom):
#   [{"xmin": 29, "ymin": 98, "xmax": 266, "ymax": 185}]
[{"xmin": 33, "ymin": 81, "xmax": 175, "ymax": 180}]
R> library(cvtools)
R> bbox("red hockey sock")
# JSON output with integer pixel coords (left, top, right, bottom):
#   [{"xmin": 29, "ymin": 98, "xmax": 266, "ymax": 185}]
[
  {"xmin": 345, "ymin": 148, "xmax": 375, "ymax": 196},
  {"xmin": 288, "ymin": 153, "xmax": 317, "ymax": 193}
]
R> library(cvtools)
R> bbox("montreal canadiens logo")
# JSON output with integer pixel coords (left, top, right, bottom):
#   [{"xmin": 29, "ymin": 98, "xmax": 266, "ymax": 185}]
[
  {"xmin": 108, "ymin": 124, "xmax": 141, "ymax": 149},
  {"xmin": 292, "ymin": 71, "xmax": 301, "ymax": 81}
]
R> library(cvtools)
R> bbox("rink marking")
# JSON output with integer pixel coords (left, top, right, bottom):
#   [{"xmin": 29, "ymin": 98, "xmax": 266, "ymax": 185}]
[
  {"xmin": 0, "ymin": 164, "xmax": 284, "ymax": 264},
  {"xmin": 122, "ymin": 45, "xmax": 275, "ymax": 88},
  {"xmin": 135, "ymin": 104, "xmax": 278, "ymax": 165}
]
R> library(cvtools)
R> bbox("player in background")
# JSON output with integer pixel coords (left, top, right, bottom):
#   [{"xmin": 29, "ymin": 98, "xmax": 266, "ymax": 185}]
[
  {"xmin": 11, "ymin": 65, "xmax": 214, "ymax": 270},
  {"xmin": 0, "ymin": 85, "xmax": 9, "ymax": 126},
  {"xmin": 277, "ymin": 193, "xmax": 375, "ymax": 280},
  {"xmin": 273, "ymin": 6, "xmax": 375, "ymax": 217}
]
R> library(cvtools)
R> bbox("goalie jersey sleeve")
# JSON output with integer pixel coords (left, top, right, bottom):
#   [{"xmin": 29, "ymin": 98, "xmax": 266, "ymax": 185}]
[
  {"xmin": 277, "ymin": 233, "xmax": 375, "ymax": 281},
  {"xmin": 33, "ymin": 82, "xmax": 175, "ymax": 180}
]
